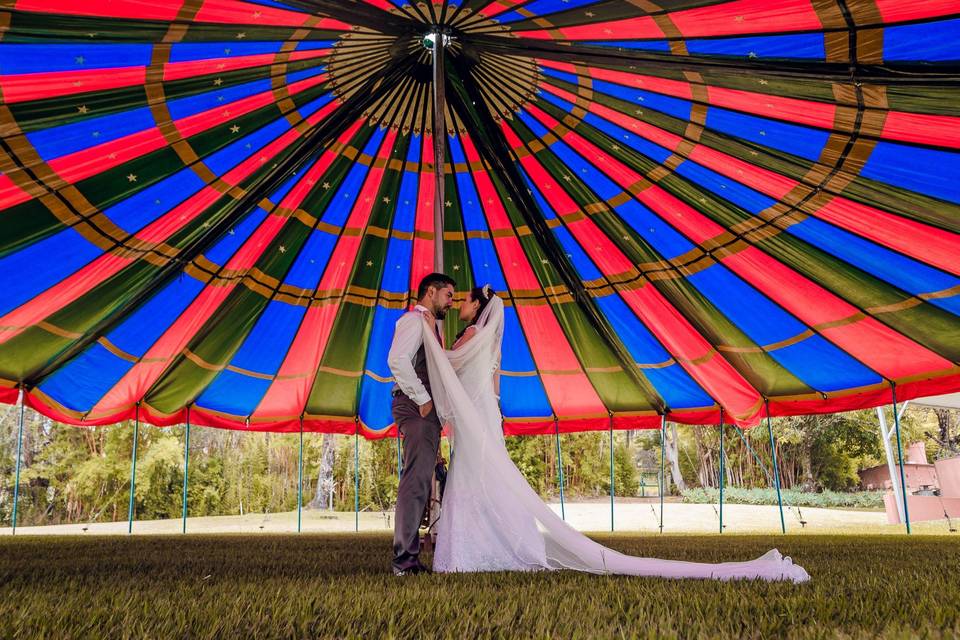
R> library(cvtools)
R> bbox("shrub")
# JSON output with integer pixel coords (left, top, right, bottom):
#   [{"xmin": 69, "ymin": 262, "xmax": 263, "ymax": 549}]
[{"xmin": 680, "ymin": 487, "xmax": 885, "ymax": 509}]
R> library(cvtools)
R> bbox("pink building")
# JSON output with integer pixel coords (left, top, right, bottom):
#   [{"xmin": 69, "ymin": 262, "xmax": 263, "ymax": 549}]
[
  {"xmin": 862, "ymin": 442, "xmax": 960, "ymax": 524},
  {"xmin": 858, "ymin": 442, "xmax": 938, "ymax": 491}
]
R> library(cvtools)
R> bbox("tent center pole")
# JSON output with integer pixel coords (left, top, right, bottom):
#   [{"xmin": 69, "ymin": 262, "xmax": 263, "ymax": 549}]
[{"xmin": 430, "ymin": 29, "xmax": 446, "ymax": 276}]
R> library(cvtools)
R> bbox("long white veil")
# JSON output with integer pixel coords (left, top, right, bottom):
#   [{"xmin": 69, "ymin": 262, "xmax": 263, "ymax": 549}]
[{"xmin": 422, "ymin": 295, "xmax": 809, "ymax": 582}]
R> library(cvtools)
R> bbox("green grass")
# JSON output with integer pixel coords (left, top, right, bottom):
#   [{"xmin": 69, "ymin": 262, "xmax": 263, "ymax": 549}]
[{"xmin": 1, "ymin": 533, "xmax": 958, "ymax": 638}]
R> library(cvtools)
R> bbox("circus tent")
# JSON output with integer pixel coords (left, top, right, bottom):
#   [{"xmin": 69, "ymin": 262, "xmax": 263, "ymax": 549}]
[{"xmin": 0, "ymin": 0, "xmax": 958, "ymax": 437}]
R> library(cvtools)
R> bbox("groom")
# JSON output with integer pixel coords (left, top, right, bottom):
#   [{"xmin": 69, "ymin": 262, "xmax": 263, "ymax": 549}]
[{"xmin": 387, "ymin": 272, "xmax": 456, "ymax": 576}]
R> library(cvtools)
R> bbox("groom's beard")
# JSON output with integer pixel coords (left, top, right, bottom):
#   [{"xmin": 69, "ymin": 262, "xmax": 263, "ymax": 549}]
[{"xmin": 434, "ymin": 308, "xmax": 447, "ymax": 320}]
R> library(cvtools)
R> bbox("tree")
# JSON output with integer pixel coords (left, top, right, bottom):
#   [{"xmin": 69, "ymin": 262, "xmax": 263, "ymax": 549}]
[
  {"xmin": 664, "ymin": 423, "xmax": 687, "ymax": 493},
  {"xmin": 928, "ymin": 409, "xmax": 960, "ymax": 459},
  {"xmin": 308, "ymin": 433, "xmax": 335, "ymax": 510}
]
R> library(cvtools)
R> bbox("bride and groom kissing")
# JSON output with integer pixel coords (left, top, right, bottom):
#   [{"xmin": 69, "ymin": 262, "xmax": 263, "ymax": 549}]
[{"xmin": 387, "ymin": 272, "xmax": 809, "ymax": 583}]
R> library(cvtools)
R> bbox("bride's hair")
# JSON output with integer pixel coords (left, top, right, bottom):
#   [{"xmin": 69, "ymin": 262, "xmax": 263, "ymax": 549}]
[{"xmin": 456, "ymin": 284, "xmax": 496, "ymax": 340}]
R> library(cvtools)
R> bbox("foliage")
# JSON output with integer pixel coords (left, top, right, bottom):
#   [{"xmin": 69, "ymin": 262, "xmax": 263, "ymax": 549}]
[
  {"xmin": 680, "ymin": 487, "xmax": 886, "ymax": 510},
  {"xmin": 0, "ymin": 405, "xmax": 955, "ymax": 527},
  {"xmin": 1, "ymin": 534, "xmax": 959, "ymax": 638}
]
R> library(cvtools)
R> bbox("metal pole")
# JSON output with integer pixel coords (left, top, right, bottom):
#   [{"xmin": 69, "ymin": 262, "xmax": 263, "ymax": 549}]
[
  {"xmin": 891, "ymin": 385, "xmax": 911, "ymax": 534},
  {"xmin": 876, "ymin": 406, "xmax": 905, "ymax": 523},
  {"xmin": 608, "ymin": 413, "xmax": 614, "ymax": 532},
  {"xmin": 431, "ymin": 29, "xmax": 446, "ymax": 274},
  {"xmin": 554, "ymin": 418, "xmax": 565, "ymax": 521},
  {"xmin": 660, "ymin": 414, "xmax": 666, "ymax": 534},
  {"xmin": 11, "ymin": 387, "xmax": 25, "ymax": 535},
  {"xmin": 765, "ymin": 402, "xmax": 786, "ymax": 534},
  {"xmin": 127, "ymin": 403, "xmax": 140, "ymax": 535},
  {"xmin": 718, "ymin": 408, "xmax": 725, "ymax": 534},
  {"xmin": 354, "ymin": 419, "xmax": 360, "ymax": 533},
  {"xmin": 181, "ymin": 408, "xmax": 191, "ymax": 535},
  {"xmin": 297, "ymin": 417, "xmax": 304, "ymax": 533}
]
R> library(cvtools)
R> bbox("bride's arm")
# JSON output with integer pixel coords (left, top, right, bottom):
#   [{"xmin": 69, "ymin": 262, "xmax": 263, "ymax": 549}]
[{"xmin": 451, "ymin": 325, "xmax": 477, "ymax": 350}]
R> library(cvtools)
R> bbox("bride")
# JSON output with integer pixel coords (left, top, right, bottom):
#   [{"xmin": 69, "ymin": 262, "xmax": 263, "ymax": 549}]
[{"xmin": 421, "ymin": 285, "xmax": 809, "ymax": 582}]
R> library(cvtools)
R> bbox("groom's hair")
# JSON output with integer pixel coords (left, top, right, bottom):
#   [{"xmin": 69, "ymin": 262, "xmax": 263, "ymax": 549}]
[{"xmin": 417, "ymin": 272, "xmax": 456, "ymax": 300}]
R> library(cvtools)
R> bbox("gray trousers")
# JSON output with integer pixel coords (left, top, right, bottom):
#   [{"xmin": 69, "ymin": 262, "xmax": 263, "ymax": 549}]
[{"xmin": 392, "ymin": 392, "xmax": 441, "ymax": 571}]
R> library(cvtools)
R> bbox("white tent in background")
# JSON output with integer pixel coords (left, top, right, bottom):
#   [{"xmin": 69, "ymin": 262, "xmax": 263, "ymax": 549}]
[
  {"xmin": 877, "ymin": 393, "xmax": 960, "ymax": 529},
  {"xmin": 909, "ymin": 393, "xmax": 960, "ymax": 410}
]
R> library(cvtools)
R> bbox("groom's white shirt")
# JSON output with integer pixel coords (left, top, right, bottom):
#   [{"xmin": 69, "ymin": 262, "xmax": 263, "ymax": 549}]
[{"xmin": 387, "ymin": 305, "xmax": 432, "ymax": 407}]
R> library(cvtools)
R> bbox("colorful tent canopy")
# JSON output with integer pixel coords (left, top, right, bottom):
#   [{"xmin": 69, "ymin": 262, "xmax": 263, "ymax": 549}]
[{"xmin": 0, "ymin": 0, "xmax": 958, "ymax": 437}]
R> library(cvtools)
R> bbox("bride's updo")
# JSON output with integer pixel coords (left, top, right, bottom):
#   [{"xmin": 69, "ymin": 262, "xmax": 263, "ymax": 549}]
[
  {"xmin": 472, "ymin": 284, "xmax": 495, "ymax": 319},
  {"xmin": 456, "ymin": 284, "xmax": 496, "ymax": 340}
]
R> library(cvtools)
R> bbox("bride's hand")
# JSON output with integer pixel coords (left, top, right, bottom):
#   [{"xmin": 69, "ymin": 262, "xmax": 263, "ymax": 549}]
[{"xmin": 422, "ymin": 309, "xmax": 436, "ymax": 326}]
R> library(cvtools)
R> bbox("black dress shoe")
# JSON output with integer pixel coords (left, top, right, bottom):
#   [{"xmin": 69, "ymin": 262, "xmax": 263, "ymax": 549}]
[{"xmin": 393, "ymin": 563, "xmax": 432, "ymax": 576}]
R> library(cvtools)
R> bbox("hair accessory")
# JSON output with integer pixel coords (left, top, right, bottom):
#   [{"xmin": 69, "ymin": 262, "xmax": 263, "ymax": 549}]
[{"xmin": 482, "ymin": 283, "xmax": 492, "ymax": 300}]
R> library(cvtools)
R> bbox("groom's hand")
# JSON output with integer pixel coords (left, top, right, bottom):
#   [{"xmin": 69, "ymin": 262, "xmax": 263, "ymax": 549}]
[{"xmin": 419, "ymin": 400, "xmax": 433, "ymax": 418}]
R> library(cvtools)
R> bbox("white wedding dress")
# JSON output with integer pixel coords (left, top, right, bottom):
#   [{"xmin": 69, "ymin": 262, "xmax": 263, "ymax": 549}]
[{"xmin": 422, "ymin": 295, "xmax": 809, "ymax": 582}]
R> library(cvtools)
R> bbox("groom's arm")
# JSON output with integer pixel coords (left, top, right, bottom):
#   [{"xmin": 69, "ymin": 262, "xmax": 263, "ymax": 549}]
[{"xmin": 387, "ymin": 312, "xmax": 431, "ymax": 407}]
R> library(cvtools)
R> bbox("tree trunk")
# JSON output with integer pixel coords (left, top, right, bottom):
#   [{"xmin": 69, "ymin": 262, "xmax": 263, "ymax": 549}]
[
  {"xmin": 800, "ymin": 441, "xmax": 816, "ymax": 492},
  {"xmin": 930, "ymin": 409, "xmax": 959, "ymax": 457},
  {"xmin": 308, "ymin": 433, "xmax": 335, "ymax": 510},
  {"xmin": 692, "ymin": 427, "xmax": 715, "ymax": 488},
  {"xmin": 665, "ymin": 423, "xmax": 686, "ymax": 493}
]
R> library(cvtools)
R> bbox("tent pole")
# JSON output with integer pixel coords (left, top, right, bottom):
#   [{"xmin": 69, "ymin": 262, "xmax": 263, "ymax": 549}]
[
  {"xmin": 354, "ymin": 417, "xmax": 360, "ymax": 533},
  {"xmin": 608, "ymin": 413, "xmax": 614, "ymax": 532},
  {"xmin": 891, "ymin": 384, "xmax": 911, "ymax": 534},
  {"xmin": 297, "ymin": 417, "xmax": 304, "ymax": 534},
  {"xmin": 765, "ymin": 401, "xmax": 786, "ymax": 534},
  {"xmin": 431, "ymin": 27, "xmax": 446, "ymax": 276},
  {"xmin": 718, "ymin": 408, "xmax": 725, "ymax": 534},
  {"xmin": 554, "ymin": 417, "xmax": 565, "ymax": 521},
  {"xmin": 127, "ymin": 403, "xmax": 140, "ymax": 535},
  {"xmin": 181, "ymin": 408, "xmax": 191, "ymax": 535},
  {"xmin": 660, "ymin": 414, "xmax": 666, "ymax": 534},
  {"xmin": 876, "ymin": 406, "xmax": 905, "ymax": 523},
  {"xmin": 12, "ymin": 387, "xmax": 25, "ymax": 535}
]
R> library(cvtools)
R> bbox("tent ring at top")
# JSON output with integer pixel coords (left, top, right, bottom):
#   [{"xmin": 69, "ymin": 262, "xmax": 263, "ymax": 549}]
[{"xmin": 0, "ymin": 0, "xmax": 958, "ymax": 438}]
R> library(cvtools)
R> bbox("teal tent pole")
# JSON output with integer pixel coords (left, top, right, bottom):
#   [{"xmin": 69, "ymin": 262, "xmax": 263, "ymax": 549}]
[
  {"xmin": 608, "ymin": 413, "xmax": 614, "ymax": 532},
  {"xmin": 354, "ymin": 418, "xmax": 360, "ymax": 533},
  {"xmin": 297, "ymin": 417, "xmax": 304, "ymax": 534},
  {"xmin": 718, "ymin": 408, "xmax": 725, "ymax": 534},
  {"xmin": 11, "ymin": 387, "xmax": 25, "ymax": 535},
  {"xmin": 765, "ymin": 401, "xmax": 786, "ymax": 534},
  {"xmin": 127, "ymin": 403, "xmax": 140, "ymax": 535},
  {"xmin": 554, "ymin": 417, "xmax": 565, "ymax": 521},
  {"xmin": 181, "ymin": 408, "xmax": 191, "ymax": 535},
  {"xmin": 660, "ymin": 414, "xmax": 666, "ymax": 534},
  {"xmin": 891, "ymin": 384, "xmax": 911, "ymax": 534}
]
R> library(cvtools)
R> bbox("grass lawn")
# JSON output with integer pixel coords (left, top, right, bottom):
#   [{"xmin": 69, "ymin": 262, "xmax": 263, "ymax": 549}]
[{"xmin": 1, "ymin": 533, "xmax": 958, "ymax": 638}]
